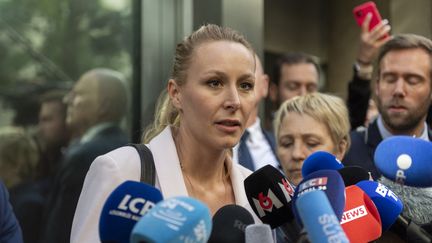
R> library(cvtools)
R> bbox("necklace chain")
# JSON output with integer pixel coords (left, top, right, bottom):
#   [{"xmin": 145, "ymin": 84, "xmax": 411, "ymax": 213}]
[{"xmin": 180, "ymin": 162, "xmax": 229, "ymax": 204}]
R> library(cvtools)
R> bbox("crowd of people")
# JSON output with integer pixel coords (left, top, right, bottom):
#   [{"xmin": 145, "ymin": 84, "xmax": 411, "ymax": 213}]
[{"xmin": 1, "ymin": 10, "xmax": 432, "ymax": 243}]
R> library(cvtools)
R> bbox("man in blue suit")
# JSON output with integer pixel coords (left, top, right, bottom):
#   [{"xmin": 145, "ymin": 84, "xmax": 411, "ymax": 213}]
[
  {"xmin": 0, "ymin": 180, "xmax": 23, "ymax": 243},
  {"xmin": 40, "ymin": 68, "xmax": 129, "ymax": 243}
]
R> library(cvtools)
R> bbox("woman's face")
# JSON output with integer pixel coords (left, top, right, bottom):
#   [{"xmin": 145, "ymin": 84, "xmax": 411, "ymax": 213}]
[
  {"xmin": 276, "ymin": 112, "xmax": 345, "ymax": 185},
  {"xmin": 171, "ymin": 40, "xmax": 256, "ymax": 149}
]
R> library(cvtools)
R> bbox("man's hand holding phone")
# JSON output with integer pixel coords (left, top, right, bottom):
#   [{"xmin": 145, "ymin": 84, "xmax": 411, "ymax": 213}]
[{"xmin": 357, "ymin": 12, "xmax": 392, "ymax": 65}]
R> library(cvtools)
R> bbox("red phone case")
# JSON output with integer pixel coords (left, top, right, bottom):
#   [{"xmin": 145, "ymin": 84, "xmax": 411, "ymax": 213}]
[{"xmin": 353, "ymin": 1, "xmax": 384, "ymax": 32}]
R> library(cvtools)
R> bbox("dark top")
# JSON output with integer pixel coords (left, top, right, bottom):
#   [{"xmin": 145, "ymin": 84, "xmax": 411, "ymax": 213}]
[
  {"xmin": 39, "ymin": 125, "xmax": 128, "ymax": 243},
  {"xmin": 0, "ymin": 180, "xmax": 23, "ymax": 243}
]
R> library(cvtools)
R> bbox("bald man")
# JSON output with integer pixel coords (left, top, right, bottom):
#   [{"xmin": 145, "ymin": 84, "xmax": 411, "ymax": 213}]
[{"xmin": 40, "ymin": 68, "xmax": 129, "ymax": 243}]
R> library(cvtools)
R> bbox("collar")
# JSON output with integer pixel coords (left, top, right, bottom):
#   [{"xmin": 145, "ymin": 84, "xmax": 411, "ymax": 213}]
[
  {"xmin": 148, "ymin": 126, "xmax": 251, "ymax": 206},
  {"xmin": 80, "ymin": 122, "xmax": 116, "ymax": 144},
  {"xmin": 377, "ymin": 116, "xmax": 429, "ymax": 141},
  {"xmin": 246, "ymin": 117, "xmax": 261, "ymax": 142}
]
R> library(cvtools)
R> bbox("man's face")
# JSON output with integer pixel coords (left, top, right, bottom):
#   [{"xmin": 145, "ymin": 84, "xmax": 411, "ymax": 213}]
[
  {"xmin": 64, "ymin": 74, "xmax": 100, "ymax": 135},
  {"xmin": 38, "ymin": 101, "xmax": 68, "ymax": 148},
  {"xmin": 278, "ymin": 63, "xmax": 319, "ymax": 103},
  {"xmin": 376, "ymin": 48, "xmax": 432, "ymax": 133}
]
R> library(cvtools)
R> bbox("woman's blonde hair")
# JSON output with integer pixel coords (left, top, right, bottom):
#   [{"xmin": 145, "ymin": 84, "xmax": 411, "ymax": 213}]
[
  {"xmin": 273, "ymin": 93, "xmax": 351, "ymax": 151},
  {"xmin": 0, "ymin": 127, "xmax": 39, "ymax": 188},
  {"xmin": 142, "ymin": 24, "xmax": 255, "ymax": 143}
]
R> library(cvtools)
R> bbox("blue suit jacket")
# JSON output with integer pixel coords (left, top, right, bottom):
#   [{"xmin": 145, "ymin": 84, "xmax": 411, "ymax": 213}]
[{"xmin": 0, "ymin": 180, "xmax": 23, "ymax": 243}]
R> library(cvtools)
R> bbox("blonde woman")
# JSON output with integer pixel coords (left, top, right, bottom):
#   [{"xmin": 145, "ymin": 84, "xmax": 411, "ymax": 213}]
[
  {"xmin": 72, "ymin": 24, "xmax": 260, "ymax": 242},
  {"xmin": 273, "ymin": 93, "xmax": 351, "ymax": 185}
]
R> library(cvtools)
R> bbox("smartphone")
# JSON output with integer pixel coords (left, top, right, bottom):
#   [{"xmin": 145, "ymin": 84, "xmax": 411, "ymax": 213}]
[{"xmin": 353, "ymin": 1, "xmax": 387, "ymax": 35}]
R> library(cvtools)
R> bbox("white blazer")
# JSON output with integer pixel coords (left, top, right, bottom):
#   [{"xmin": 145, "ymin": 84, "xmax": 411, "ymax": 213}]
[{"xmin": 71, "ymin": 126, "xmax": 259, "ymax": 243}]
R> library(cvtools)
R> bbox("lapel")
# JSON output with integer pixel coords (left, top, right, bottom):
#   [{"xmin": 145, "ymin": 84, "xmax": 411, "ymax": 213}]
[
  {"xmin": 148, "ymin": 127, "xmax": 188, "ymax": 199},
  {"xmin": 148, "ymin": 127, "xmax": 253, "ymax": 209},
  {"xmin": 366, "ymin": 120, "xmax": 383, "ymax": 152}
]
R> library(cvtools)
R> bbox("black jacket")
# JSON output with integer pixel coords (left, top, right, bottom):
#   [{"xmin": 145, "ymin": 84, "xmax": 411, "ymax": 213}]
[{"xmin": 40, "ymin": 125, "xmax": 128, "ymax": 243}]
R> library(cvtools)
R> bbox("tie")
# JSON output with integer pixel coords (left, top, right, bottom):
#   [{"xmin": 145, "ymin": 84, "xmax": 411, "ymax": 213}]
[{"xmin": 238, "ymin": 130, "xmax": 255, "ymax": 171}]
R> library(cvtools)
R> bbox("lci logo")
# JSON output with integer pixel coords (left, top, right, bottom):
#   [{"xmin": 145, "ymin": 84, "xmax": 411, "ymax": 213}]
[{"xmin": 298, "ymin": 177, "xmax": 329, "ymax": 193}]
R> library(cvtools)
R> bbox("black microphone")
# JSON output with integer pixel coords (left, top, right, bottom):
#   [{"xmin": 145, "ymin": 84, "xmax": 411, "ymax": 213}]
[
  {"xmin": 337, "ymin": 166, "xmax": 370, "ymax": 186},
  {"xmin": 390, "ymin": 215, "xmax": 432, "ymax": 243},
  {"xmin": 207, "ymin": 204, "xmax": 254, "ymax": 243},
  {"xmin": 244, "ymin": 165, "xmax": 301, "ymax": 242}
]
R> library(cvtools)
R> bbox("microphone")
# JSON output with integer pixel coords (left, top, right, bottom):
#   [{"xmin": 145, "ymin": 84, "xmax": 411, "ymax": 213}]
[
  {"xmin": 244, "ymin": 165, "xmax": 300, "ymax": 241},
  {"xmin": 98, "ymin": 180, "xmax": 163, "ymax": 243},
  {"xmin": 130, "ymin": 196, "xmax": 212, "ymax": 243},
  {"xmin": 341, "ymin": 185, "xmax": 382, "ymax": 242},
  {"xmin": 293, "ymin": 169, "xmax": 346, "ymax": 225},
  {"xmin": 374, "ymin": 136, "xmax": 432, "ymax": 187},
  {"xmin": 301, "ymin": 151, "xmax": 344, "ymax": 178},
  {"xmin": 207, "ymin": 204, "xmax": 254, "ymax": 243},
  {"xmin": 245, "ymin": 224, "xmax": 274, "ymax": 243},
  {"xmin": 337, "ymin": 166, "xmax": 370, "ymax": 186},
  {"xmin": 295, "ymin": 190, "xmax": 349, "ymax": 243},
  {"xmin": 389, "ymin": 215, "xmax": 432, "ymax": 242},
  {"xmin": 356, "ymin": 180, "xmax": 403, "ymax": 231}
]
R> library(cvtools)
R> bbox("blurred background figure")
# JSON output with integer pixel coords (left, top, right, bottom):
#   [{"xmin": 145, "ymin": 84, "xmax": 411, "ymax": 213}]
[
  {"xmin": 40, "ymin": 68, "xmax": 129, "ymax": 243},
  {"xmin": 0, "ymin": 180, "xmax": 23, "ymax": 243},
  {"xmin": 269, "ymin": 52, "xmax": 320, "ymax": 106},
  {"xmin": 36, "ymin": 89, "xmax": 70, "ymax": 185},
  {"xmin": 0, "ymin": 126, "xmax": 44, "ymax": 242},
  {"xmin": 273, "ymin": 93, "xmax": 350, "ymax": 185}
]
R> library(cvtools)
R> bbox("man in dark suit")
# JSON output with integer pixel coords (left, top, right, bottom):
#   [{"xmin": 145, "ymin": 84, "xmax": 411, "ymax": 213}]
[
  {"xmin": 40, "ymin": 68, "xmax": 129, "ymax": 243},
  {"xmin": 343, "ymin": 34, "xmax": 432, "ymax": 228},
  {"xmin": 0, "ymin": 180, "xmax": 23, "ymax": 243}
]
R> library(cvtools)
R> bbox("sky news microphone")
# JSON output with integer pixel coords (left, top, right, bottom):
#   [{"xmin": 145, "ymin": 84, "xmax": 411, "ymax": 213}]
[
  {"xmin": 295, "ymin": 190, "xmax": 349, "ymax": 243},
  {"xmin": 341, "ymin": 185, "xmax": 382, "ymax": 242},
  {"xmin": 207, "ymin": 204, "xmax": 254, "ymax": 243},
  {"xmin": 301, "ymin": 151, "xmax": 344, "ymax": 178},
  {"xmin": 337, "ymin": 166, "xmax": 370, "ymax": 186},
  {"xmin": 245, "ymin": 224, "xmax": 274, "ymax": 243},
  {"xmin": 130, "ymin": 196, "xmax": 212, "ymax": 243},
  {"xmin": 98, "ymin": 180, "xmax": 163, "ymax": 243},
  {"xmin": 293, "ymin": 169, "xmax": 346, "ymax": 226},
  {"xmin": 356, "ymin": 180, "xmax": 403, "ymax": 231},
  {"xmin": 244, "ymin": 165, "xmax": 300, "ymax": 242},
  {"xmin": 374, "ymin": 136, "xmax": 432, "ymax": 187}
]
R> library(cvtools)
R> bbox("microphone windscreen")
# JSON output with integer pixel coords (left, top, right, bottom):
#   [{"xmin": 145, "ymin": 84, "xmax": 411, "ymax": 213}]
[
  {"xmin": 356, "ymin": 180, "xmax": 403, "ymax": 231},
  {"xmin": 302, "ymin": 151, "xmax": 344, "ymax": 177},
  {"xmin": 341, "ymin": 185, "xmax": 382, "ymax": 242},
  {"xmin": 244, "ymin": 165, "xmax": 295, "ymax": 229},
  {"xmin": 338, "ymin": 166, "xmax": 370, "ymax": 186},
  {"xmin": 130, "ymin": 196, "xmax": 212, "ymax": 243},
  {"xmin": 208, "ymin": 204, "xmax": 254, "ymax": 243},
  {"xmin": 99, "ymin": 181, "xmax": 163, "ymax": 243},
  {"xmin": 295, "ymin": 190, "xmax": 349, "ymax": 243},
  {"xmin": 245, "ymin": 224, "xmax": 274, "ymax": 243},
  {"xmin": 374, "ymin": 136, "xmax": 432, "ymax": 187},
  {"xmin": 293, "ymin": 169, "xmax": 346, "ymax": 226}
]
